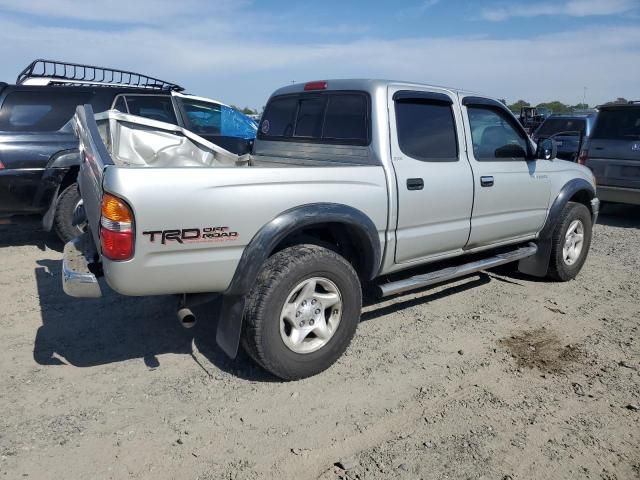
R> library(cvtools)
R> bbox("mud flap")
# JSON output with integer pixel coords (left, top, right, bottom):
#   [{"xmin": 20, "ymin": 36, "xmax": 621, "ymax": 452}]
[
  {"xmin": 517, "ymin": 238, "xmax": 551, "ymax": 277},
  {"xmin": 215, "ymin": 295, "xmax": 246, "ymax": 358}
]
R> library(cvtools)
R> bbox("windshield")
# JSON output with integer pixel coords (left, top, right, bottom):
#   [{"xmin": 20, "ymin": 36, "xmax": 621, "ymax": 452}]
[
  {"xmin": 592, "ymin": 108, "xmax": 640, "ymax": 140},
  {"xmin": 536, "ymin": 118, "xmax": 586, "ymax": 137}
]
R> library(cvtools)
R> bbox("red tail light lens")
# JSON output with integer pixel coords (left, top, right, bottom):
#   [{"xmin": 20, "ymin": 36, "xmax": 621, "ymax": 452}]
[
  {"xmin": 100, "ymin": 227, "xmax": 133, "ymax": 260},
  {"xmin": 100, "ymin": 193, "xmax": 134, "ymax": 260}
]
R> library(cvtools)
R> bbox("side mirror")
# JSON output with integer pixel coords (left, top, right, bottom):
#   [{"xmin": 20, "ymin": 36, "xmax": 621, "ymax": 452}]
[{"xmin": 536, "ymin": 138, "xmax": 557, "ymax": 160}]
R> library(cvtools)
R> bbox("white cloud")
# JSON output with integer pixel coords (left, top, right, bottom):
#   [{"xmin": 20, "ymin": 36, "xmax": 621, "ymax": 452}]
[
  {"xmin": 0, "ymin": 3, "xmax": 638, "ymax": 108},
  {"xmin": 482, "ymin": 0, "xmax": 638, "ymax": 21}
]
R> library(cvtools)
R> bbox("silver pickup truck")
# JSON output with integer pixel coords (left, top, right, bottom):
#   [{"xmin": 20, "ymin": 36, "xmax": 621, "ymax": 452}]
[{"xmin": 63, "ymin": 79, "xmax": 599, "ymax": 380}]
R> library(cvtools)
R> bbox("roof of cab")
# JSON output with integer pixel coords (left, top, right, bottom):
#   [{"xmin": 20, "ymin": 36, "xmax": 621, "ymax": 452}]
[{"xmin": 270, "ymin": 79, "xmax": 478, "ymax": 100}]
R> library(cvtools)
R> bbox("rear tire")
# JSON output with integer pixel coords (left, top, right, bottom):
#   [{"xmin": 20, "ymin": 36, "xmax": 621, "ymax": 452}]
[
  {"xmin": 54, "ymin": 183, "xmax": 84, "ymax": 244},
  {"xmin": 547, "ymin": 201, "xmax": 592, "ymax": 281},
  {"xmin": 242, "ymin": 244, "xmax": 362, "ymax": 380}
]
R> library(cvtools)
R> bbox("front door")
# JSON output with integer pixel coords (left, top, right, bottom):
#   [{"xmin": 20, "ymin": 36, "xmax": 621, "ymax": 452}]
[
  {"xmin": 390, "ymin": 86, "xmax": 474, "ymax": 264},
  {"xmin": 461, "ymin": 99, "xmax": 551, "ymax": 248}
]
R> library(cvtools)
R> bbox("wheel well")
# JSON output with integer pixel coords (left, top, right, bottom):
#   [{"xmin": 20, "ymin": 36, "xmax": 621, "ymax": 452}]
[
  {"xmin": 270, "ymin": 222, "xmax": 374, "ymax": 279},
  {"xmin": 59, "ymin": 166, "xmax": 79, "ymax": 192},
  {"xmin": 569, "ymin": 189, "xmax": 593, "ymax": 213}
]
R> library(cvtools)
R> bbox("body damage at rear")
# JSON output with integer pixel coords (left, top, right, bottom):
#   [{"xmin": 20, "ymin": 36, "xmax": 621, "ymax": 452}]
[{"xmin": 73, "ymin": 102, "xmax": 389, "ymax": 297}]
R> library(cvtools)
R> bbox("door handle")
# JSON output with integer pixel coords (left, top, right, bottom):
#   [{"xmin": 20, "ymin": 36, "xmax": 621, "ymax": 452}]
[
  {"xmin": 480, "ymin": 176, "xmax": 494, "ymax": 187},
  {"xmin": 407, "ymin": 178, "xmax": 424, "ymax": 190}
]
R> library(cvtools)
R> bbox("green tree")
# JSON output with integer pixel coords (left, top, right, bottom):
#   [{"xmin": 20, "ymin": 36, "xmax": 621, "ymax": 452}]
[
  {"xmin": 508, "ymin": 99, "xmax": 530, "ymax": 113},
  {"xmin": 241, "ymin": 107, "xmax": 257, "ymax": 115},
  {"xmin": 535, "ymin": 101, "xmax": 570, "ymax": 113},
  {"xmin": 571, "ymin": 103, "xmax": 589, "ymax": 111}
]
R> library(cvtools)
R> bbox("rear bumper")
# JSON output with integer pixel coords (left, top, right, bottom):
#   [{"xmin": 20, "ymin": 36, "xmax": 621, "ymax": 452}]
[
  {"xmin": 62, "ymin": 233, "xmax": 102, "ymax": 298},
  {"xmin": 597, "ymin": 186, "xmax": 640, "ymax": 206}
]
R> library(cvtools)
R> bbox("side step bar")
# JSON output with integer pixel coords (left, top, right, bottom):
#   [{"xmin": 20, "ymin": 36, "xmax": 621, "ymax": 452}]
[{"xmin": 378, "ymin": 243, "xmax": 538, "ymax": 298}]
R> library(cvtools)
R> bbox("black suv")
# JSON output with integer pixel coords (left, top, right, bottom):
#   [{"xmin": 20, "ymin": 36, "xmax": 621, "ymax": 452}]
[
  {"xmin": 0, "ymin": 59, "xmax": 256, "ymax": 242},
  {"xmin": 579, "ymin": 102, "xmax": 640, "ymax": 206}
]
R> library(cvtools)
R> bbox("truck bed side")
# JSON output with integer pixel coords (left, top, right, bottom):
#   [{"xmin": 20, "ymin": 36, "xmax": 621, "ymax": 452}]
[{"xmin": 74, "ymin": 105, "xmax": 389, "ymax": 296}]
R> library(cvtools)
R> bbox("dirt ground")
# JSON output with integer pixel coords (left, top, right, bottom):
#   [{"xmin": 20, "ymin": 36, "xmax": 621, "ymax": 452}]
[{"xmin": 1, "ymin": 205, "xmax": 638, "ymax": 480}]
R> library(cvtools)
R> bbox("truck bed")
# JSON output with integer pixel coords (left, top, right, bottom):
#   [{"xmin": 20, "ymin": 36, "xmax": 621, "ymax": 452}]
[{"xmin": 74, "ymin": 105, "xmax": 388, "ymax": 296}]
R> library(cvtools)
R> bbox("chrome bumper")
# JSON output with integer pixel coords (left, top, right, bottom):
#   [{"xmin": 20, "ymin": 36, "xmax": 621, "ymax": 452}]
[{"xmin": 62, "ymin": 233, "xmax": 102, "ymax": 298}]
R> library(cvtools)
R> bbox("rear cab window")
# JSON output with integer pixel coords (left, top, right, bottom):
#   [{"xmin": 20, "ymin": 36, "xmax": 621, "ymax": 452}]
[
  {"xmin": 0, "ymin": 90, "xmax": 92, "ymax": 132},
  {"xmin": 259, "ymin": 91, "xmax": 370, "ymax": 145}
]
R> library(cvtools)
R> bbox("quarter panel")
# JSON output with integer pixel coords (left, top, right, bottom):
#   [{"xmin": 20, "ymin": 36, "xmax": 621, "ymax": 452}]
[{"xmin": 101, "ymin": 165, "xmax": 388, "ymax": 295}]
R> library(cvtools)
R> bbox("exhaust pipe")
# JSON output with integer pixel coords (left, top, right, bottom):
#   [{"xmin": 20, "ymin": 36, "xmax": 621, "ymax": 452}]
[
  {"xmin": 177, "ymin": 307, "xmax": 197, "ymax": 328},
  {"xmin": 175, "ymin": 292, "xmax": 218, "ymax": 329}
]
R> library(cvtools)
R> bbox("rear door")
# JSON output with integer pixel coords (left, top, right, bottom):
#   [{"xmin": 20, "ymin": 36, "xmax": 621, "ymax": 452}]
[
  {"xmin": 389, "ymin": 87, "xmax": 474, "ymax": 264},
  {"xmin": 0, "ymin": 89, "xmax": 89, "ymax": 215},
  {"xmin": 587, "ymin": 107, "xmax": 640, "ymax": 190}
]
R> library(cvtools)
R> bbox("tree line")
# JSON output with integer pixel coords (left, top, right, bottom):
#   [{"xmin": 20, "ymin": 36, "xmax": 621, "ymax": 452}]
[{"xmin": 503, "ymin": 98, "xmax": 632, "ymax": 114}]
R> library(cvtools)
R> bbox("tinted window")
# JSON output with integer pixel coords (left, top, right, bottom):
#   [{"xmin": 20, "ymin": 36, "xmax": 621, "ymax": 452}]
[
  {"xmin": 468, "ymin": 106, "xmax": 528, "ymax": 161},
  {"xmin": 592, "ymin": 108, "xmax": 640, "ymax": 140},
  {"xmin": 0, "ymin": 91, "xmax": 91, "ymax": 132},
  {"xmin": 294, "ymin": 97, "xmax": 325, "ymax": 138},
  {"xmin": 261, "ymin": 96, "xmax": 297, "ymax": 137},
  {"xmin": 124, "ymin": 95, "xmax": 177, "ymax": 124},
  {"xmin": 180, "ymin": 99, "xmax": 221, "ymax": 135},
  {"xmin": 259, "ymin": 92, "xmax": 369, "ymax": 145},
  {"xmin": 395, "ymin": 100, "xmax": 458, "ymax": 161},
  {"xmin": 536, "ymin": 117, "xmax": 586, "ymax": 137},
  {"xmin": 324, "ymin": 94, "xmax": 367, "ymax": 141}
]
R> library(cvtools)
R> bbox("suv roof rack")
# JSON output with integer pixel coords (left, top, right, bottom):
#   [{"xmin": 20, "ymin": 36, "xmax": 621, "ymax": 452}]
[{"xmin": 16, "ymin": 59, "xmax": 184, "ymax": 92}]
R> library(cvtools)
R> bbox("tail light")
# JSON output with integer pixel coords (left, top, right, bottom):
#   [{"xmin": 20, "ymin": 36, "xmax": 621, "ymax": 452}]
[
  {"xmin": 577, "ymin": 149, "xmax": 588, "ymax": 165},
  {"xmin": 100, "ymin": 193, "xmax": 134, "ymax": 260}
]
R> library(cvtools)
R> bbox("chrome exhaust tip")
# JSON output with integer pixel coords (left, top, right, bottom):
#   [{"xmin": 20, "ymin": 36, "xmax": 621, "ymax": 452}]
[{"xmin": 177, "ymin": 307, "xmax": 197, "ymax": 329}]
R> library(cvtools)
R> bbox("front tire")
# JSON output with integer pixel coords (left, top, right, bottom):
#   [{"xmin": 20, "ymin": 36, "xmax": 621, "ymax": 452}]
[
  {"xmin": 54, "ymin": 183, "xmax": 85, "ymax": 243},
  {"xmin": 547, "ymin": 201, "xmax": 593, "ymax": 281},
  {"xmin": 242, "ymin": 244, "xmax": 362, "ymax": 380}
]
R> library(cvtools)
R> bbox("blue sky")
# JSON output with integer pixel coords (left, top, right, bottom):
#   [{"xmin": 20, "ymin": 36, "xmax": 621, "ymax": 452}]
[{"xmin": 0, "ymin": 0, "xmax": 638, "ymax": 109}]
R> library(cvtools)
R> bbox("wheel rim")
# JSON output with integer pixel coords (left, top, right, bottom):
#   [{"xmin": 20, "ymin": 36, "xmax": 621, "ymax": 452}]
[
  {"xmin": 279, "ymin": 277, "xmax": 343, "ymax": 354},
  {"xmin": 73, "ymin": 199, "xmax": 87, "ymax": 234},
  {"xmin": 562, "ymin": 219, "xmax": 585, "ymax": 266}
]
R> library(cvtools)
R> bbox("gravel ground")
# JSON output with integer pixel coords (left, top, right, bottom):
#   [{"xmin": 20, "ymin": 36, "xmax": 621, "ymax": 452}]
[{"xmin": 0, "ymin": 204, "xmax": 638, "ymax": 480}]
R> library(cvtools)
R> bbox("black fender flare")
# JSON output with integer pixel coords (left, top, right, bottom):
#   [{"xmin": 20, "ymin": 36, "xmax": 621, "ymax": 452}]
[
  {"xmin": 216, "ymin": 203, "xmax": 381, "ymax": 358},
  {"xmin": 518, "ymin": 178, "xmax": 596, "ymax": 277},
  {"xmin": 40, "ymin": 149, "xmax": 82, "ymax": 230}
]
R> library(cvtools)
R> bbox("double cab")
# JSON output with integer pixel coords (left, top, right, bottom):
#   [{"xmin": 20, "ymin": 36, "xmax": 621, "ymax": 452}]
[{"xmin": 64, "ymin": 79, "xmax": 599, "ymax": 380}]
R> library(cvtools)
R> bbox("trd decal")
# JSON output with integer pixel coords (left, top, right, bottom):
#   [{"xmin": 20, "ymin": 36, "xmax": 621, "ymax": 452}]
[{"xmin": 143, "ymin": 226, "xmax": 239, "ymax": 244}]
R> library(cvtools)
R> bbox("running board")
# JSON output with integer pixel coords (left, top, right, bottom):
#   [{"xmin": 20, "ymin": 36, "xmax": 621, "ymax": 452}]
[{"xmin": 378, "ymin": 243, "xmax": 538, "ymax": 298}]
